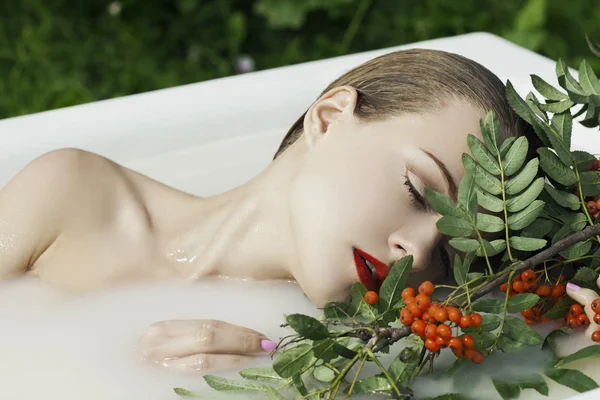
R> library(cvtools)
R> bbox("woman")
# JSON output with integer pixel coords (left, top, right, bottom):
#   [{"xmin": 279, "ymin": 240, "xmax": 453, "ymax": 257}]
[{"xmin": 0, "ymin": 49, "xmax": 591, "ymax": 374}]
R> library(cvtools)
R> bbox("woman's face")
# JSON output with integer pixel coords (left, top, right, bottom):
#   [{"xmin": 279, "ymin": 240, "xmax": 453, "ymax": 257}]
[{"xmin": 287, "ymin": 88, "xmax": 486, "ymax": 307}]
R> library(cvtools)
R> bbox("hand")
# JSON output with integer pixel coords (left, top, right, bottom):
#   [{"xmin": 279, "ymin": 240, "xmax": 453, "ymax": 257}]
[
  {"xmin": 138, "ymin": 320, "xmax": 278, "ymax": 374},
  {"xmin": 566, "ymin": 276, "xmax": 600, "ymax": 337}
]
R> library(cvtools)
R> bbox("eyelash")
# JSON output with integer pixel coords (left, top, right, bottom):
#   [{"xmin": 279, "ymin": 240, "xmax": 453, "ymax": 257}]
[{"xmin": 403, "ymin": 173, "xmax": 427, "ymax": 210}]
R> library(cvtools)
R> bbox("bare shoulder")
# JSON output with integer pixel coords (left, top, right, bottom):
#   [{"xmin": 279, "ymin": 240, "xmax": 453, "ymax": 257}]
[{"xmin": 0, "ymin": 148, "xmax": 151, "ymax": 275}]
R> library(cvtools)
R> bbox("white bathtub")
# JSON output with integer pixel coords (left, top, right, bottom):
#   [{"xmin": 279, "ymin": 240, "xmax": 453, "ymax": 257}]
[{"xmin": 0, "ymin": 32, "xmax": 598, "ymax": 400}]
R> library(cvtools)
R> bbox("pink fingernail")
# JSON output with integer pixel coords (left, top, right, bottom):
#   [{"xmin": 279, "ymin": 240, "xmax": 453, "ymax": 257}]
[
  {"xmin": 567, "ymin": 282, "xmax": 581, "ymax": 291},
  {"xmin": 261, "ymin": 340, "xmax": 277, "ymax": 352}
]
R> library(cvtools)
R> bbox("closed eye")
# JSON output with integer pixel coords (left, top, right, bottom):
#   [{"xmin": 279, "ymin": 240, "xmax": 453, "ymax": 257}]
[{"xmin": 403, "ymin": 172, "xmax": 427, "ymax": 210}]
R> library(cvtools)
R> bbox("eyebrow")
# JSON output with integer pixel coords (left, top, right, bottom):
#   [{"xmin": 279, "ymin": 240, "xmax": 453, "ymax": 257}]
[{"xmin": 420, "ymin": 148, "xmax": 458, "ymax": 202}]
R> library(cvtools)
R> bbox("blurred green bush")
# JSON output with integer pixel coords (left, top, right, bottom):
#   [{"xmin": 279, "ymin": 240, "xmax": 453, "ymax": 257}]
[{"xmin": 0, "ymin": 0, "xmax": 597, "ymax": 119}]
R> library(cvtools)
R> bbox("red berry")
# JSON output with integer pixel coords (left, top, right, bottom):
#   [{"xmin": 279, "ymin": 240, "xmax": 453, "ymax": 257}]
[
  {"xmin": 402, "ymin": 288, "xmax": 416, "ymax": 300},
  {"xmin": 592, "ymin": 331, "xmax": 600, "ymax": 342},
  {"xmin": 500, "ymin": 283, "xmax": 508, "ymax": 292},
  {"xmin": 470, "ymin": 313, "xmax": 483, "ymax": 328},
  {"xmin": 536, "ymin": 284, "xmax": 551, "ymax": 297},
  {"xmin": 552, "ymin": 284, "xmax": 566, "ymax": 299},
  {"xmin": 521, "ymin": 269, "xmax": 536, "ymax": 283},
  {"xmin": 592, "ymin": 299, "xmax": 600, "ymax": 314},
  {"xmin": 407, "ymin": 302, "xmax": 423, "ymax": 318},
  {"xmin": 570, "ymin": 304, "xmax": 583, "ymax": 317},
  {"xmin": 422, "ymin": 311, "xmax": 433, "ymax": 324},
  {"xmin": 578, "ymin": 314, "xmax": 590, "ymax": 328},
  {"xmin": 459, "ymin": 315, "xmax": 472, "ymax": 329},
  {"xmin": 364, "ymin": 291, "xmax": 379, "ymax": 305},
  {"xmin": 471, "ymin": 350, "xmax": 485, "ymax": 364},
  {"xmin": 587, "ymin": 201, "xmax": 598, "ymax": 214},
  {"xmin": 436, "ymin": 336, "xmax": 448, "ymax": 349},
  {"xmin": 567, "ymin": 316, "xmax": 578, "ymax": 329},
  {"xmin": 425, "ymin": 324, "xmax": 438, "ymax": 339},
  {"xmin": 435, "ymin": 308, "xmax": 449, "ymax": 323},
  {"xmin": 411, "ymin": 320, "xmax": 426, "ymax": 337},
  {"xmin": 437, "ymin": 324, "xmax": 452, "ymax": 339},
  {"xmin": 513, "ymin": 281, "xmax": 525, "ymax": 293},
  {"xmin": 462, "ymin": 334, "xmax": 475, "ymax": 349},
  {"xmin": 594, "ymin": 313, "xmax": 600, "ymax": 325},
  {"xmin": 448, "ymin": 337, "xmax": 463, "ymax": 352},
  {"xmin": 521, "ymin": 308, "xmax": 536, "ymax": 319},
  {"xmin": 404, "ymin": 296, "xmax": 416, "ymax": 305},
  {"xmin": 447, "ymin": 307, "xmax": 462, "ymax": 324},
  {"xmin": 419, "ymin": 281, "xmax": 435, "ymax": 296},
  {"xmin": 415, "ymin": 294, "xmax": 431, "ymax": 311},
  {"xmin": 463, "ymin": 348, "xmax": 475, "ymax": 360},
  {"xmin": 425, "ymin": 338, "xmax": 441, "ymax": 353},
  {"xmin": 400, "ymin": 309, "xmax": 415, "ymax": 326}
]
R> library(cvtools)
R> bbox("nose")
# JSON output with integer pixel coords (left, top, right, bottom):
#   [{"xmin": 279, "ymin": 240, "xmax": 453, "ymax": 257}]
[{"xmin": 387, "ymin": 215, "xmax": 442, "ymax": 271}]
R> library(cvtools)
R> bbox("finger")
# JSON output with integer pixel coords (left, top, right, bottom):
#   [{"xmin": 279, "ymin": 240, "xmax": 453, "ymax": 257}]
[
  {"xmin": 567, "ymin": 282, "xmax": 600, "ymax": 336},
  {"xmin": 148, "ymin": 319, "xmax": 266, "ymax": 338},
  {"xmin": 162, "ymin": 353, "xmax": 254, "ymax": 374},
  {"xmin": 141, "ymin": 323, "xmax": 277, "ymax": 361}
]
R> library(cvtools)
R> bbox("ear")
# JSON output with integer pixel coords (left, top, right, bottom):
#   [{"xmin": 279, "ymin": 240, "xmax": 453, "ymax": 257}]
[{"xmin": 302, "ymin": 86, "xmax": 358, "ymax": 148}]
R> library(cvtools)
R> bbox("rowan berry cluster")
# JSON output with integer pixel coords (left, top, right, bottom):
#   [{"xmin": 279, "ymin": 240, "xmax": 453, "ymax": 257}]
[
  {"xmin": 577, "ymin": 159, "xmax": 600, "ymax": 219},
  {"xmin": 500, "ymin": 269, "xmax": 566, "ymax": 325},
  {"xmin": 397, "ymin": 281, "xmax": 485, "ymax": 364}
]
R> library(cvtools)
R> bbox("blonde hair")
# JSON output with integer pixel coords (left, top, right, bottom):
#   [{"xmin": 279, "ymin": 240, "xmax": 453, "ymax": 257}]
[{"xmin": 273, "ymin": 48, "xmax": 533, "ymax": 158}]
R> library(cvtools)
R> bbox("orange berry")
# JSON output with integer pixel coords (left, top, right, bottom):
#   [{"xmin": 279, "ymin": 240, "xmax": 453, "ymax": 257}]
[
  {"xmin": 462, "ymin": 334, "xmax": 475, "ymax": 349},
  {"xmin": 513, "ymin": 275, "xmax": 522, "ymax": 282},
  {"xmin": 593, "ymin": 159, "xmax": 600, "ymax": 171},
  {"xmin": 500, "ymin": 283, "xmax": 508, "ymax": 292},
  {"xmin": 566, "ymin": 316, "xmax": 578, "ymax": 329},
  {"xmin": 540, "ymin": 316, "xmax": 552, "ymax": 323},
  {"xmin": 552, "ymin": 284, "xmax": 566, "ymax": 299},
  {"xmin": 411, "ymin": 320, "xmax": 426, "ymax": 337},
  {"xmin": 471, "ymin": 350, "xmax": 485, "ymax": 364},
  {"xmin": 447, "ymin": 307, "xmax": 462, "ymax": 324},
  {"xmin": 425, "ymin": 324, "xmax": 438, "ymax": 339},
  {"xmin": 596, "ymin": 198, "xmax": 600, "ymax": 209},
  {"xmin": 425, "ymin": 337, "xmax": 440, "ymax": 353},
  {"xmin": 419, "ymin": 281, "xmax": 434, "ymax": 296},
  {"xmin": 594, "ymin": 313, "xmax": 600, "ymax": 325},
  {"xmin": 436, "ymin": 336, "xmax": 448, "ymax": 349},
  {"xmin": 437, "ymin": 324, "xmax": 452, "ymax": 339},
  {"xmin": 400, "ymin": 309, "xmax": 415, "ymax": 326},
  {"xmin": 578, "ymin": 314, "xmax": 590, "ymax": 328},
  {"xmin": 521, "ymin": 308, "xmax": 536, "ymax": 319},
  {"xmin": 435, "ymin": 308, "xmax": 449, "ymax": 323},
  {"xmin": 570, "ymin": 304, "xmax": 583, "ymax": 317},
  {"xmin": 422, "ymin": 311, "xmax": 433, "ymax": 324},
  {"xmin": 592, "ymin": 331, "xmax": 600, "ymax": 342},
  {"xmin": 459, "ymin": 315, "xmax": 472, "ymax": 329},
  {"xmin": 463, "ymin": 348, "xmax": 475, "ymax": 360},
  {"xmin": 415, "ymin": 294, "xmax": 431, "ymax": 311},
  {"xmin": 513, "ymin": 281, "xmax": 525, "ymax": 293},
  {"xmin": 592, "ymin": 299, "xmax": 600, "ymax": 314},
  {"xmin": 523, "ymin": 282, "xmax": 533, "ymax": 292},
  {"xmin": 587, "ymin": 201, "xmax": 598, "ymax": 214},
  {"xmin": 521, "ymin": 269, "xmax": 536, "ymax": 283},
  {"xmin": 536, "ymin": 284, "xmax": 551, "ymax": 297},
  {"xmin": 524, "ymin": 318, "xmax": 536, "ymax": 326},
  {"xmin": 364, "ymin": 291, "xmax": 379, "ymax": 305},
  {"xmin": 471, "ymin": 313, "xmax": 483, "ymax": 328},
  {"xmin": 404, "ymin": 296, "xmax": 416, "ymax": 305},
  {"xmin": 402, "ymin": 288, "xmax": 416, "ymax": 300},
  {"xmin": 448, "ymin": 337, "xmax": 463, "ymax": 351},
  {"xmin": 407, "ymin": 302, "xmax": 423, "ymax": 318},
  {"xmin": 452, "ymin": 347, "xmax": 464, "ymax": 358}
]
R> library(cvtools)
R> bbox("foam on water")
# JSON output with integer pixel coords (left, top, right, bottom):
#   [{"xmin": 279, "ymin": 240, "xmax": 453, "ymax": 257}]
[{"xmin": 1, "ymin": 277, "xmax": 599, "ymax": 400}]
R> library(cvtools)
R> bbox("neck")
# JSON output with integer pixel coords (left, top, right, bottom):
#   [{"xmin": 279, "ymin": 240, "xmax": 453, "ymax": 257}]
[{"xmin": 161, "ymin": 142, "xmax": 306, "ymax": 283}]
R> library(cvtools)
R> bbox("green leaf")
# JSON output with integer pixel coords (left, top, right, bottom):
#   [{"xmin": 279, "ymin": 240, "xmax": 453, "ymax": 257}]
[
  {"xmin": 436, "ymin": 216, "xmax": 473, "ymax": 237},
  {"xmin": 505, "ymin": 158, "xmax": 540, "ymax": 195},
  {"xmin": 239, "ymin": 368, "xmax": 285, "ymax": 382},
  {"xmin": 458, "ymin": 172, "xmax": 476, "ymax": 209},
  {"xmin": 552, "ymin": 224, "xmax": 573, "ymax": 245},
  {"xmin": 560, "ymin": 239, "xmax": 592, "ymax": 260},
  {"xmin": 522, "ymin": 218, "xmax": 553, "ymax": 239},
  {"xmin": 544, "ymin": 184, "xmax": 580, "ymax": 210},
  {"xmin": 475, "ymin": 186, "xmax": 504, "ymax": 212},
  {"xmin": 502, "ymin": 316, "xmax": 543, "ymax": 346},
  {"xmin": 476, "ymin": 213, "xmax": 505, "ymax": 232},
  {"xmin": 544, "ymin": 297, "xmax": 575, "ymax": 319},
  {"xmin": 565, "ymin": 212, "xmax": 588, "ymax": 231},
  {"xmin": 480, "ymin": 314, "xmax": 501, "ymax": 331},
  {"xmin": 538, "ymin": 148, "xmax": 576, "ymax": 186},
  {"xmin": 546, "ymin": 368, "xmax": 599, "ymax": 393},
  {"xmin": 539, "ymin": 99, "xmax": 575, "ymax": 114},
  {"xmin": 173, "ymin": 388, "xmax": 203, "ymax": 398},
  {"xmin": 379, "ymin": 256, "xmax": 413, "ymax": 311},
  {"xmin": 425, "ymin": 188, "xmax": 461, "ymax": 217},
  {"xmin": 449, "ymin": 238, "xmax": 480, "ymax": 253},
  {"xmin": 571, "ymin": 267, "xmax": 600, "ymax": 289},
  {"xmin": 333, "ymin": 342, "xmax": 358, "ymax": 359},
  {"xmin": 507, "ymin": 200, "xmax": 545, "ymax": 230},
  {"xmin": 472, "ymin": 298, "xmax": 504, "ymax": 314},
  {"xmin": 474, "ymin": 164, "xmax": 502, "ymax": 195},
  {"xmin": 580, "ymin": 171, "xmax": 600, "ymax": 196},
  {"xmin": 573, "ymin": 150, "xmax": 597, "ymax": 172},
  {"xmin": 502, "ymin": 136, "xmax": 529, "ymax": 176},
  {"xmin": 292, "ymin": 373, "xmax": 307, "ymax": 396},
  {"xmin": 543, "ymin": 328, "xmax": 569, "ymax": 355},
  {"xmin": 312, "ymin": 339, "xmax": 338, "ymax": 362},
  {"xmin": 481, "ymin": 111, "xmax": 500, "ymax": 156},
  {"xmin": 509, "ymin": 236, "xmax": 547, "ymax": 251},
  {"xmin": 273, "ymin": 344, "xmax": 315, "ymax": 378},
  {"xmin": 286, "ymin": 314, "xmax": 330, "ymax": 340},
  {"xmin": 531, "ymin": 74, "xmax": 569, "ymax": 101},
  {"xmin": 468, "ymin": 134, "xmax": 501, "ymax": 175},
  {"xmin": 556, "ymin": 58, "xmax": 589, "ymax": 100},
  {"xmin": 506, "ymin": 177, "xmax": 545, "ymax": 212},
  {"xmin": 579, "ymin": 59, "xmax": 600, "ymax": 95},
  {"xmin": 351, "ymin": 376, "xmax": 392, "ymax": 394},
  {"xmin": 323, "ymin": 302, "xmax": 351, "ymax": 321},
  {"xmin": 266, "ymin": 387, "xmax": 286, "ymax": 400},
  {"xmin": 471, "ymin": 331, "xmax": 496, "ymax": 350},
  {"xmin": 517, "ymin": 374, "xmax": 549, "ymax": 396},
  {"xmin": 557, "ymin": 345, "xmax": 600, "ymax": 367},
  {"xmin": 203, "ymin": 375, "xmax": 268, "ymax": 392},
  {"xmin": 551, "ymin": 112, "xmax": 573, "ymax": 150},
  {"xmin": 507, "ymin": 293, "xmax": 540, "ymax": 313},
  {"xmin": 497, "ymin": 334, "xmax": 526, "ymax": 352},
  {"xmin": 492, "ymin": 379, "xmax": 521, "ymax": 400},
  {"xmin": 350, "ymin": 283, "xmax": 378, "ymax": 320},
  {"xmin": 506, "ymin": 80, "xmax": 551, "ymax": 147},
  {"xmin": 475, "ymin": 239, "xmax": 506, "ymax": 257},
  {"xmin": 389, "ymin": 346, "xmax": 420, "ymax": 387},
  {"xmin": 499, "ymin": 137, "xmax": 517, "ymax": 158},
  {"xmin": 527, "ymin": 92, "xmax": 549, "ymax": 122},
  {"xmin": 590, "ymin": 248, "xmax": 600, "ymax": 269},
  {"xmin": 539, "ymin": 190, "xmax": 569, "ymax": 222},
  {"xmin": 462, "ymin": 153, "xmax": 477, "ymax": 173},
  {"xmin": 312, "ymin": 366, "xmax": 335, "ymax": 382}
]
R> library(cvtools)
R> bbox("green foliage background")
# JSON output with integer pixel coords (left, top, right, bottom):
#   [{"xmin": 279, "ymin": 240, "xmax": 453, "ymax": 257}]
[{"xmin": 0, "ymin": 0, "xmax": 597, "ymax": 119}]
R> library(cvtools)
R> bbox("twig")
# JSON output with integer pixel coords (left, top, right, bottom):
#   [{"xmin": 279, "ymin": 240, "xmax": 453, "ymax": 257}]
[{"xmin": 469, "ymin": 222, "xmax": 600, "ymax": 303}]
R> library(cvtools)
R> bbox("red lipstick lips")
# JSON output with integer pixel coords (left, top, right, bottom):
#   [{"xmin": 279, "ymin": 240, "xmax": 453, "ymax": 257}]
[{"xmin": 353, "ymin": 247, "xmax": 389, "ymax": 292}]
